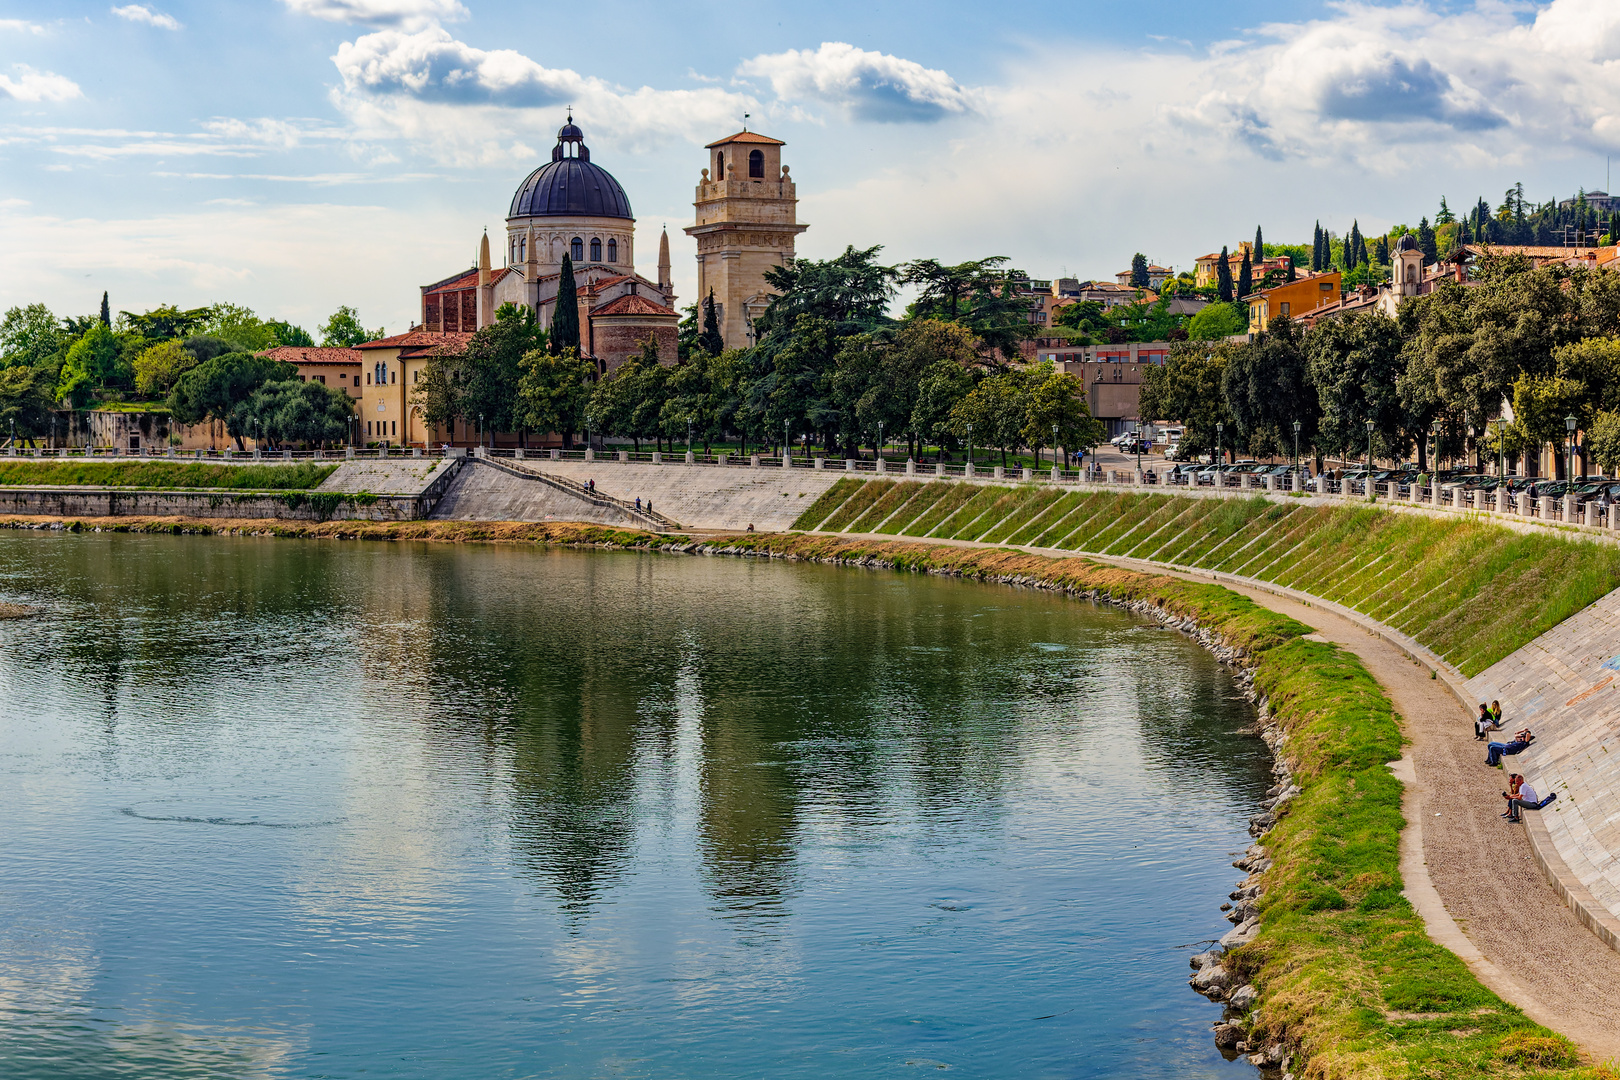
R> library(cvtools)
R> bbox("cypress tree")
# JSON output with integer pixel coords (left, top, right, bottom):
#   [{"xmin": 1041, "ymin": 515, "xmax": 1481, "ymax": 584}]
[
  {"xmin": 1418, "ymin": 216, "xmax": 1438, "ymax": 263},
  {"xmin": 698, "ymin": 288, "xmax": 724, "ymax": 355},
  {"xmin": 99, "ymin": 291, "xmax": 110, "ymax": 327},
  {"xmin": 1216, "ymin": 245, "xmax": 1233, "ymax": 302},
  {"xmin": 1312, "ymin": 221, "xmax": 1323, "ymax": 272},
  {"xmin": 1254, "ymin": 225, "xmax": 1265, "ymax": 264},
  {"xmin": 1346, "ymin": 221, "xmax": 1360, "ymax": 270},
  {"xmin": 550, "ymin": 254, "xmax": 580, "ymax": 353},
  {"xmin": 1286, "ymin": 254, "xmax": 1297, "ymax": 281},
  {"xmin": 1236, "ymin": 247, "xmax": 1252, "ymax": 299}
]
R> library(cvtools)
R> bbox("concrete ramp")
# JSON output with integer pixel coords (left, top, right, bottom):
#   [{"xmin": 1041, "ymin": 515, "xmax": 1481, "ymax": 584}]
[
  {"xmin": 317, "ymin": 459, "xmax": 453, "ymax": 494},
  {"xmin": 530, "ymin": 460, "xmax": 845, "ymax": 531},
  {"xmin": 427, "ymin": 459, "xmax": 648, "ymax": 528}
]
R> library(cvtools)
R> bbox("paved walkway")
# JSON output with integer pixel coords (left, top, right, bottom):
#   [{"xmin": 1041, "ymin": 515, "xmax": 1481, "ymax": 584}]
[{"xmin": 823, "ymin": 533, "xmax": 1620, "ymax": 1059}]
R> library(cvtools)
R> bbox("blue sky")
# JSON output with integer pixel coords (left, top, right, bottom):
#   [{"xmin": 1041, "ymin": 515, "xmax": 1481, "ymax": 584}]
[{"xmin": 4, "ymin": 0, "xmax": 1620, "ymax": 335}]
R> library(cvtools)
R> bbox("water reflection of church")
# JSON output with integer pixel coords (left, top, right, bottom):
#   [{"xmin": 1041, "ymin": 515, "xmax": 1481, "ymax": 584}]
[{"xmin": 351, "ymin": 117, "xmax": 805, "ymax": 448}]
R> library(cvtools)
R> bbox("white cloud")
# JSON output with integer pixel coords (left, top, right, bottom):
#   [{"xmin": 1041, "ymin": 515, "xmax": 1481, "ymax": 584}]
[
  {"xmin": 111, "ymin": 5, "xmax": 181, "ymax": 30},
  {"xmin": 330, "ymin": 25, "xmax": 753, "ymax": 165},
  {"xmin": 1, "ymin": 120, "xmax": 344, "ymax": 160},
  {"xmin": 0, "ymin": 19, "xmax": 45, "ymax": 34},
  {"xmin": 282, "ymin": 0, "xmax": 467, "ymax": 30},
  {"xmin": 738, "ymin": 42, "xmax": 977, "ymax": 123},
  {"xmin": 0, "ymin": 66, "xmax": 82, "ymax": 104}
]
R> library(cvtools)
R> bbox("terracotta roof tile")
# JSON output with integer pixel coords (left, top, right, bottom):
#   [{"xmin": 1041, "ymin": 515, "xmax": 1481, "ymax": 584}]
[
  {"xmin": 424, "ymin": 267, "xmax": 510, "ymax": 294},
  {"xmin": 705, "ymin": 130, "xmax": 786, "ymax": 148},
  {"xmin": 357, "ymin": 329, "xmax": 475, "ymax": 351},
  {"xmin": 590, "ymin": 294, "xmax": 677, "ymax": 317},
  {"xmin": 258, "ymin": 346, "xmax": 361, "ymax": 365}
]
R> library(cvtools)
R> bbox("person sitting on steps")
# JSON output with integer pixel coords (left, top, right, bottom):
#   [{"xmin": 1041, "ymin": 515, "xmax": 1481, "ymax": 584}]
[
  {"xmin": 1490, "ymin": 699, "xmax": 1503, "ymax": 727},
  {"xmin": 1502, "ymin": 775, "xmax": 1557, "ymax": 821},
  {"xmin": 1486, "ymin": 729, "xmax": 1535, "ymax": 767},
  {"xmin": 1475, "ymin": 703, "xmax": 1502, "ymax": 740}
]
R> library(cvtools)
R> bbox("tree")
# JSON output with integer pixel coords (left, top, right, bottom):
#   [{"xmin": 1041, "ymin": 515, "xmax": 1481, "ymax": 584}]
[
  {"xmin": 198, "ymin": 303, "xmax": 286, "ymax": 353},
  {"xmin": 517, "ymin": 346, "xmax": 593, "ymax": 447},
  {"xmin": 1587, "ymin": 411, "xmax": 1620, "ymax": 473},
  {"xmin": 121, "ymin": 304, "xmax": 210, "ymax": 341},
  {"xmin": 698, "ymin": 289, "xmax": 724, "ymax": 356},
  {"xmin": 1236, "ymin": 248, "xmax": 1252, "ymax": 299},
  {"xmin": 1023, "ymin": 362, "xmax": 1103, "ymax": 464},
  {"xmin": 1347, "ymin": 221, "xmax": 1363, "ymax": 270},
  {"xmin": 57, "ymin": 324, "xmax": 123, "ymax": 405},
  {"xmin": 1509, "ymin": 373, "xmax": 1585, "ymax": 478},
  {"xmin": 231, "ymin": 378, "xmax": 355, "ymax": 448},
  {"xmin": 757, "ymin": 244, "xmax": 896, "ymax": 341},
  {"xmin": 1305, "ymin": 311, "xmax": 1408, "ymax": 465},
  {"xmin": 551, "ymin": 254, "xmax": 580, "ymax": 353},
  {"xmin": 1223, "ymin": 316, "xmax": 1319, "ymax": 458},
  {"xmin": 267, "ymin": 320, "xmax": 316, "ymax": 347},
  {"xmin": 168, "ymin": 353, "xmax": 297, "ymax": 447},
  {"xmin": 1139, "ymin": 342, "xmax": 1232, "ymax": 458},
  {"xmin": 133, "ymin": 340, "xmax": 197, "ymax": 396},
  {"xmin": 901, "ymin": 256, "xmax": 1009, "ymax": 321},
  {"xmin": 1130, "ymin": 253, "xmax": 1149, "ymax": 289},
  {"xmin": 912, "ymin": 358, "xmax": 974, "ymax": 456},
  {"xmin": 1254, "ymin": 226, "xmax": 1265, "ymax": 264},
  {"xmin": 319, "ymin": 305, "xmax": 383, "ymax": 348},
  {"xmin": 950, "ymin": 367, "xmax": 1028, "ymax": 467},
  {"xmin": 0, "ymin": 364, "xmax": 55, "ymax": 444},
  {"xmin": 459, "ymin": 303, "xmax": 547, "ymax": 437},
  {"xmin": 1216, "ymin": 246, "xmax": 1234, "ymax": 302},
  {"xmin": 1417, "ymin": 217, "xmax": 1438, "ymax": 264},
  {"xmin": 0, "ymin": 304, "xmax": 65, "ymax": 370},
  {"xmin": 1312, "ymin": 222, "xmax": 1323, "ymax": 272},
  {"xmin": 99, "ymin": 292, "xmax": 110, "ymax": 328},
  {"xmin": 1374, "ymin": 235, "xmax": 1390, "ymax": 266},
  {"xmin": 1436, "ymin": 196, "xmax": 1455, "ymax": 225},
  {"xmin": 1187, "ymin": 302, "xmax": 1247, "ymax": 341}
]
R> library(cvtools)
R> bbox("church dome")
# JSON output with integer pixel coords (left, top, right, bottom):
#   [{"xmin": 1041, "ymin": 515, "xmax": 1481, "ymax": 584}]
[{"xmin": 508, "ymin": 119, "xmax": 633, "ymax": 221}]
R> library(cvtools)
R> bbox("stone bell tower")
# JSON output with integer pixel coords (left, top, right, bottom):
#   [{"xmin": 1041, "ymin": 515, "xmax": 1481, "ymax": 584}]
[{"xmin": 685, "ymin": 130, "xmax": 808, "ymax": 349}]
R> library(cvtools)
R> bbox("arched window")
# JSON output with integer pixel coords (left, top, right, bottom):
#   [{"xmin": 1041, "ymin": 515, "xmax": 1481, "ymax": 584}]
[
  {"xmin": 571, "ymin": 237, "xmax": 583, "ymax": 261},
  {"xmin": 748, "ymin": 149, "xmax": 764, "ymax": 178},
  {"xmin": 518, "ymin": 236, "xmax": 526, "ymax": 262},
  {"xmin": 607, "ymin": 238, "xmax": 618, "ymax": 263},
  {"xmin": 590, "ymin": 237, "xmax": 602, "ymax": 261},
  {"xmin": 715, "ymin": 151, "xmax": 724, "ymax": 177}
]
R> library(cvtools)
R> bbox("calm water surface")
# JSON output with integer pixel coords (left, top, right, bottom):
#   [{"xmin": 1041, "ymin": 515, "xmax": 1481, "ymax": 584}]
[{"xmin": 0, "ymin": 534, "xmax": 1269, "ymax": 1079}]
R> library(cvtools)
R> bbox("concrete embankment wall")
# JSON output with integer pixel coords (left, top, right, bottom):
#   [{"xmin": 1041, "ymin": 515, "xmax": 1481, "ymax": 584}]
[
  {"xmin": 0, "ymin": 486, "xmax": 417, "ymax": 521},
  {"xmin": 1469, "ymin": 595, "xmax": 1620, "ymax": 949},
  {"xmin": 497, "ymin": 461, "xmax": 846, "ymax": 530}
]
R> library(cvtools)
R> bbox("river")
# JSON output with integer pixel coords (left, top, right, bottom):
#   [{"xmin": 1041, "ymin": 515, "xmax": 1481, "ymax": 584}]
[{"xmin": 0, "ymin": 533, "xmax": 1268, "ymax": 1079}]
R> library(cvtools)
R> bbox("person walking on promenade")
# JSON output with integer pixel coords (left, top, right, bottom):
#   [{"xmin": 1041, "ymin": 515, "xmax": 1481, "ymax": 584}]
[{"xmin": 635, "ymin": 496, "xmax": 641, "ymax": 511}]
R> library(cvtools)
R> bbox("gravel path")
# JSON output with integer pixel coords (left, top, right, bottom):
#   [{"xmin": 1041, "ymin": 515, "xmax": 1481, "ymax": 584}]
[{"xmin": 1101, "ymin": 564, "xmax": 1620, "ymax": 1061}]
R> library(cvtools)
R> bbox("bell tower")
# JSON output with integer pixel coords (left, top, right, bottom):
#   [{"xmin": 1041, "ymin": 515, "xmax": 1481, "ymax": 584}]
[{"xmin": 685, "ymin": 129, "xmax": 808, "ymax": 349}]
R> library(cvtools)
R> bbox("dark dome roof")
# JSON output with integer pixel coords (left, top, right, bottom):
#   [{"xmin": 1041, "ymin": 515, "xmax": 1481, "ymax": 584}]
[
  {"xmin": 1396, "ymin": 233, "xmax": 1420, "ymax": 251},
  {"xmin": 508, "ymin": 120, "xmax": 633, "ymax": 221}
]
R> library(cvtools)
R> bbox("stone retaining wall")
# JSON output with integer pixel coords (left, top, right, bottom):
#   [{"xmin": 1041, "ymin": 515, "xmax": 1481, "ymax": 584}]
[{"xmin": 0, "ymin": 487, "xmax": 420, "ymax": 521}]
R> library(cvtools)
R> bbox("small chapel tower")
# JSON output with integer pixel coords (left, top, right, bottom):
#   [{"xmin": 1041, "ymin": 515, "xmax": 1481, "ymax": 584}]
[{"xmin": 685, "ymin": 129, "xmax": 808, "ymax": 349}]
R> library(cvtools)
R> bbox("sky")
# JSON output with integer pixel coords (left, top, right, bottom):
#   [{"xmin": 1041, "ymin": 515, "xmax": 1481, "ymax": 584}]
[{"xmin": 4, "ymin": 0, "xmax": 1620, "ymax": 336}]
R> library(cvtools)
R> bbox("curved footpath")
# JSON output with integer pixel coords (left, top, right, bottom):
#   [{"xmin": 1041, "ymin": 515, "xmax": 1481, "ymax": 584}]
[{"xmin": 835, "ymin": 531, "xmax": 1620, "ymax": 1061}]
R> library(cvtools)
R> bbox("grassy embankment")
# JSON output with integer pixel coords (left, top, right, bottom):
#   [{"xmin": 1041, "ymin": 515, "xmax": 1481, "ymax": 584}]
[
  {"xmin": 0, "ymin": 461, "xmax": 337, "ymax": 489},
  {"xmin": 793, "ymin": 483, "xmax": 1620, "ymax": 677},
  {"xmin": 703, "ymin": 531, "xmax": 1600, "ymax": 1078}
]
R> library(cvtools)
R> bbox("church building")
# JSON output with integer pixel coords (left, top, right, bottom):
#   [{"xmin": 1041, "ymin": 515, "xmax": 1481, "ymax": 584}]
[
  {"xmin": 367, "ymin": 117, "xmax": 805, "ymax": 447},
  {"xmin": 417, "ymin": 117, "xmax": 679, "ymax": 375}
]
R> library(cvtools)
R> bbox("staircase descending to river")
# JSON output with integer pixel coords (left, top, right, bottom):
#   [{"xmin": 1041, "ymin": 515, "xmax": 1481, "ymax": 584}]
[{"xmin": 428, "ymin": 458, "xmax": 680, "ymax": 531}]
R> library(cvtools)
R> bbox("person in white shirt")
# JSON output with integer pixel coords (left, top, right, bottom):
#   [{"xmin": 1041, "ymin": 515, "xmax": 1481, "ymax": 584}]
[{"xmin": 1503, "ymin": 775, "xmax": 1556, "ymax": 821}]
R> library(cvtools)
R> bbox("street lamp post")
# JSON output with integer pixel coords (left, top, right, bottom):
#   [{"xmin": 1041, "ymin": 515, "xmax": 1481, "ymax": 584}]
[
  {"xmin": 1052, "ymin": 423, "xmax": 1058, "ymax": 471},
  {"xmin": 687, "ymin": 418, "xmax": 693, "ymax": 457},
  {"xmin": 1216, "ymin": 422, "xmax": 1224, "ymax": 486},
  {"xmin": 1365, "ymin": 418, "xmax": 1376, "ymax": 499},
  {"xmin": 877, "ymin": 421, "xmax": 883, "ymax": 465},
  {"xmin": 784, "ymin": 418, "xmax": 790, "ymax": 463},
  {"xmin": 1292, "ymin": 419, "xmax": 1301, "ymax": 480},
  {"xmin": 967, "ymin": 423, "xmax": 974, "ymax": 468},
  {"xmin": 1567, "ymin": 414, "xmax": 1579, "ymax": 483}
]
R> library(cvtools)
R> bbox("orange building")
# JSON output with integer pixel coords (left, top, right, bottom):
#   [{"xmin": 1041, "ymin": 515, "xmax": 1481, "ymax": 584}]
[{"xmin": 1245, "ymin": 272, "xmax": 1341, "ymax": 336}]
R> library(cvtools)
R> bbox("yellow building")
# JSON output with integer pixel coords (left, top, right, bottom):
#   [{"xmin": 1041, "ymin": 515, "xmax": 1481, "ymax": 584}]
[
  {"xmin": 685, "ymin": 130, "xmax": 808, "ymax": 349},
  {"xmin": 1246, "ymin": 272, "xmax": 1341, "ymax": 336},
  {"xmin": 355, "ymin": 330, "xmax": 475, "ymax": 446}
]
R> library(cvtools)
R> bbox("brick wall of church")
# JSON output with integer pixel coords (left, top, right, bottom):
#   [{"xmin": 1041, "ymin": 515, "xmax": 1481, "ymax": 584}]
[{"xmin": 595, "ymin": 323, "xmax": 677, "ymax": 376}]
